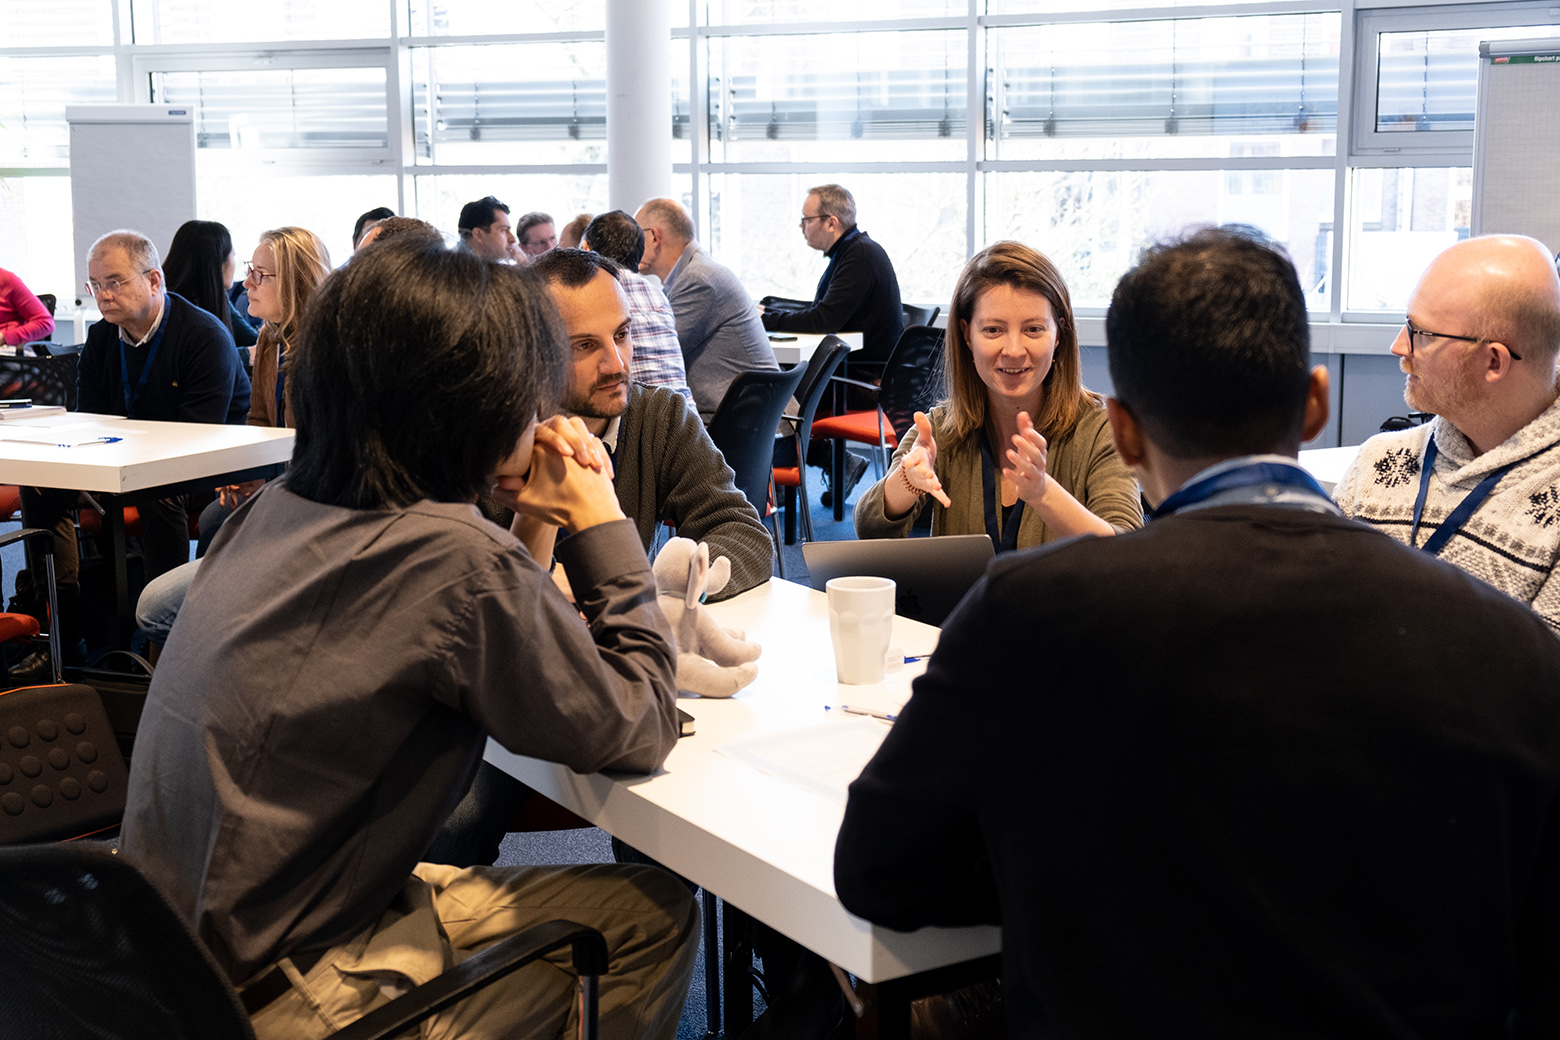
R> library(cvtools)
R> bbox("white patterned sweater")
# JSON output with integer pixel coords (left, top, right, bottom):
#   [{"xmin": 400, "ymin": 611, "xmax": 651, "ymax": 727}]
[{"xmin": 1335, "ymin": 396, "xmax": 1560, "ymax": 636}]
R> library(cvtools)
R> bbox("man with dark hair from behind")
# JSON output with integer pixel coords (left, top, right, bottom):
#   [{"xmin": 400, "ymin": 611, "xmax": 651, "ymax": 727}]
[
  {"xmin": 427, "ymin": 245, "xmax": 770, "ymax": 869},
  {"xmin": 120, "ymin": 238, "xmax": 698, "ymax": 1040},
  {"xmin": 351, "ymin": 206, "xmax": 395, "ymax": 249},
  {"xmin": 835, "ymin": 225, "xmax": 1560, "ymax": 1038},
  {"xmin": 354, "ymin": 215, "xmax": 442, "ymax": 251},
  {"xmin": 582, "ymin": 210, "xmax": 689, "ymax": 397}
]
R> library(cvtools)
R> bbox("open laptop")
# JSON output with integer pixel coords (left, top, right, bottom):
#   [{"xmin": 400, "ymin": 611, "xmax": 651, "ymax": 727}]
[{"xmin": 802, "ymin": 534, "xmax": 995, "ymax": 627}]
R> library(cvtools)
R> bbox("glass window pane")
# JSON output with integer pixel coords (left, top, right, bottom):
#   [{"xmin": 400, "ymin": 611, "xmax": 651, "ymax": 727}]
[
  {"xmin": 706, "ymin": 172, "xmax": 966, "ymax": 303},
  {"xmin": 987, "ymin": 168, "xmax": 1335, "ymax": 311},
  {"xmin": 153, "ymin": 68, "xmax": 389, "ymax": 153},
  {"xmin": 1376, "ymin": 24, "xmax": 1560, "ymax": 133},
  {"xmin": 410, "ymin": 172, "xmax": 614, "ymax": 240},
  {"xmin": 993, "ymin": 15, "xmax": 1339, "ymax": 161},
  {"xmin": 708, "ymin": 30, "xmax": 967, "ymax": 163},
  {"xmin": 197, "ymin": 173, "xmax": 399, "ymax": 270},
  {"xmin": 706, "ymin": 0, "xmax": 963, "ymax": 24},
  {"xmin": 0, "ymin": 0, "xmax": 114, "ymax": 46},
  {"xmin": 993, "ymin": 0, "xmax": 1269, "ymax": 12},
  {"xmin": 0, "ymin": 56, "xmax": 118, "ymax": 168},
  {"xmin": 131, "ymin": 0, "xmax": 390, "ymax": 44},
  {"xmin": 405, "ymin": 0, "xmax": 606, "ymax": 35},
  {"xmin": 1345, "ymin": 167, "xmax": 1470, "ymax": 312},
  {"xmin": 0, "ymin": 176, "xmax": 78, "ymax": 325},
  {"xmin": 412, "ymin": 42, "xmax": 608, "ymax": 165}
]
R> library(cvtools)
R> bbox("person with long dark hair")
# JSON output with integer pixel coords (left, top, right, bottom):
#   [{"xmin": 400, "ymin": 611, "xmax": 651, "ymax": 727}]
[{"xmin": 163, "ymin": 219, "xmax": 258, "ymax": 349}]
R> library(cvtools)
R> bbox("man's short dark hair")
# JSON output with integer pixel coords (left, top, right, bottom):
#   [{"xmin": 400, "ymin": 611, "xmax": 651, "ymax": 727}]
[
  {"xmin": 353, "ymin": 207, "xmax": 395, "ymax": 247},
  {"xmin": 363, "ymin": 216, "xmax": 443, "ymax": 247},
  {"xmin": 529, "ymin": 247, "xmax": 622, "ymax": 289},
  {"xmin": 516, "ymin": 211, "xmax": 554, "ymax": 245},
  {"xmin": 458, "ymin": 196, "xmax": 510, "ymax": 235},
  {"xmin": 582, "ymin": 211, "xmax": 645, "ymax": 269},
  {"xmin": 1106, "ymin": 224, "xmax": 1312, "ymax": 459},
  {"xmin": 287, "ymin": 238, "xmax": 566, "ymax": 509}
]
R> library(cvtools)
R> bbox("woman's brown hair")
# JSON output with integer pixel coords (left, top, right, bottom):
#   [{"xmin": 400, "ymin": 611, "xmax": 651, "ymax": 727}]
[{"xmin": 940, "ymin": 240, "xmax": 1099, "ymax": 451}]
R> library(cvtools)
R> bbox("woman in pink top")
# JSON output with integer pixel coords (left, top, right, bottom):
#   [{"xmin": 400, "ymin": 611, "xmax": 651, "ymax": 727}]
[{"xmin": 0, "ymin": 267, "xmax": 55, "ymax": 347}]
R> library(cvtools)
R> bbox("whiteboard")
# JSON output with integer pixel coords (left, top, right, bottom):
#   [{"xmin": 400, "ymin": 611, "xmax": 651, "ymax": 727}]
[
  {"xmin": 1472, "ymin": 40, "xmax": 1560, "ymax": 253},
  {"xmin": 66, "ymin": 105, "xmax": 197, "ymax": 310}
]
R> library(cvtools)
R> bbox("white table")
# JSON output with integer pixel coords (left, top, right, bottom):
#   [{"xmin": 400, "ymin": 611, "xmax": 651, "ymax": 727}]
[
  {"xmin": 1298, "ymin": 444, "xmax": 1360, "ymax": 494},
  {"xmin": 485, "ymin": 578, "xmax": 999, "ymax": 1024},
  {"xmin": 767, "ymin": 331, "xmax": 864, "ymax": 367},
  {"xmin": 0, "ymin": 413, "xmax": 295, "ymax": 644}
]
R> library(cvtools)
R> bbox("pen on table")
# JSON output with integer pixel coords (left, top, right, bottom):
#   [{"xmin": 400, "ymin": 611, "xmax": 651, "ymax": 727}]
[
  {"xmin": 825, "ymin": 704, "xmax": 898, "ymax": 722},
  {"xmin": 0, "ymin": 436, "xmax": 122, "ymax": 448}
]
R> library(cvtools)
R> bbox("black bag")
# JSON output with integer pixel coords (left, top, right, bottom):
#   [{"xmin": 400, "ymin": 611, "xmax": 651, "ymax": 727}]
[{"xmin": 64, "ymin": 651, "xmax": 154, "ymax": 763}]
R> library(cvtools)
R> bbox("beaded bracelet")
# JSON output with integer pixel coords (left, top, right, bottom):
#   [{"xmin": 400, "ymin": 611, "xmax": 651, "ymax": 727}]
[{"xmin": 900, "ymin": 466, "xmax": 926, "ymax": 498}]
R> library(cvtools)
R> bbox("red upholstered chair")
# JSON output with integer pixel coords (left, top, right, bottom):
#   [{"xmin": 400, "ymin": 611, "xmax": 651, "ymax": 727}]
[
  {"xmin": 0, "ymin": 528, "xmax": 64, "ymax": 688},
  {"xmin": 772, "ymin": 336, "xmax": 850, "ymax": 545},
  {"xmin": 807, "ymin": 326, "xmax": 945, "ymax": 518},
  {"xmin": 0, "ymin": 486, "xmax": 21, "ymax": 523}
]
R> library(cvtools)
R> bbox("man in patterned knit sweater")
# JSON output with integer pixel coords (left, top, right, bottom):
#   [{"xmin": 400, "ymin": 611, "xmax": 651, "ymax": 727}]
[{"xmin": 1335, "ymin": 234, "xmax": 1560, "ymax": 634}]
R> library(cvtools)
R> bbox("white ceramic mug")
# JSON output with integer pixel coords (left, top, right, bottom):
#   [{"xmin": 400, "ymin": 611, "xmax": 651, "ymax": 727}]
[{"xmin": 826, "ymin": 576, "xmax": 896, "ymax": 685}]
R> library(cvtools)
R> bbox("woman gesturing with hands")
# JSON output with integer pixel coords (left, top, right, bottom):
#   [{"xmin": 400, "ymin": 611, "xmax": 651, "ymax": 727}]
[{"xmin": 857, "ymin": 241, "xmax": 1142, "ymax": 552}]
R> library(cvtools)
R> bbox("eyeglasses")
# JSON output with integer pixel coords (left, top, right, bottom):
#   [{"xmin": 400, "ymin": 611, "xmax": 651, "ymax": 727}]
[
  {"xmin": 1403, "ymin": 318, "xmax": 1521, "ymax": 361},
  {"xmin": 83, "ymin": 270, "xmax": 151, "ymax": 298},
  {"xmin": 798, "ymin": 214, "xmax": 825, "ymax": 230},
  {"xmin": 245, "ymin": 262, "xmax": 276, "ymax": 286}
]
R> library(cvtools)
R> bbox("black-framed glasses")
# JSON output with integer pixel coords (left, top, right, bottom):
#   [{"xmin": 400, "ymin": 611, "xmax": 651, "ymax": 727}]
[
  {"xmin": 1403, "ymin": 318, "xmax": 1521, "ymax": 361},
  {"xmin": 798, "ymin": 214, "xmax": 825, "ymax": 229}
]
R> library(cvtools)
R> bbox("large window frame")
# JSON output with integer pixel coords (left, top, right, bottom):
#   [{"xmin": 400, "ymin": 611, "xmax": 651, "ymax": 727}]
[{"xmin": 0, "ymin": 0, "xmax": 1547, "ymax": 336}]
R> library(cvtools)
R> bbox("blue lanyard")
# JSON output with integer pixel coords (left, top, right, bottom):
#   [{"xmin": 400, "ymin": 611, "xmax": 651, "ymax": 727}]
[
  {"xmin": 979, "ymin": 438, "xmax": 1025, "ymax": 554},
  {"xmin": 1408, "ymin": 437, "xmax": 1516, "ymax": 555},
  {"xmin": 118, "ymin": 310, "xmax": 168, "ymax": 417},
  {"xmin": 274, "ymin": 348, "xmax": 287, "ymax": 426},
  {"xmin": 1151, "ymin": 461, "xmax": 1331, "ymax": 521}
]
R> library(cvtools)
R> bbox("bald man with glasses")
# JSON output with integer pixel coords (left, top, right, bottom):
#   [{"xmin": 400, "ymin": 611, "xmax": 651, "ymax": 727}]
[
  {"xmin": 15, "ymin": 229, "xmax": 247, "ymax": 672},
  {"xmin": 1334, "ymin": 234, "xmax": 1560, "ymax": 635}
]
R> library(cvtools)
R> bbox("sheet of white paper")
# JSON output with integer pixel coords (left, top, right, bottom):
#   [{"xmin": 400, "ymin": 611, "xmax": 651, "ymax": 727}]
[{"xmin": 717, "ymin": 718, "xmax": 891, "ymax": 806}]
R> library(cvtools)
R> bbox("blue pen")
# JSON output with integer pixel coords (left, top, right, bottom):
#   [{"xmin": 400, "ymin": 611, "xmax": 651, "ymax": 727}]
[
  {"xmin": 69, "ymin": 437, "xmax": 123, "ymax": 447},
  {"xmin": 825, "ymin": 704, "xmax": 898, "ymax": 722}
]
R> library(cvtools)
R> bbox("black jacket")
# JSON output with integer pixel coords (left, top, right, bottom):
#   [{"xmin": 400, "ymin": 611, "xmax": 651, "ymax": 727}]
[{"xmin": 762, "ymin": 227, "xmax": 903, "ymax": 363}]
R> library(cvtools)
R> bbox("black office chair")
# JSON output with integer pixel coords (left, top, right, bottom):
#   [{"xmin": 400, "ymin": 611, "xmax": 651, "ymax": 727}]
[
  {"xmin": 901, "ymin": 302, "xmax": 939, "ymax": 330},
  {"xmin": 773, "ymin": 337, "xmax": 851, "ymax": 545},
  {"xmin": 810, "ymin": 326, "xmax": 945, "ymax": 520},
  {"xmin": 0, "ymin": 842, "xmax": 610, "ymax": 1040},
  {"xmin": 707, "ymin": 365, "xmax": 807, "ymax": 578}
]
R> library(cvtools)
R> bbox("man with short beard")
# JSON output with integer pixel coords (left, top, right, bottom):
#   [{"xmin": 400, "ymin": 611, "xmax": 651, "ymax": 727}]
[
  {"xmin": 427, "ymin": 247, "xmax": 773, "ymax": 869},
  {"xmin": 1335, "ymin": 234, "xmax": 1560, "ymax": 634}
]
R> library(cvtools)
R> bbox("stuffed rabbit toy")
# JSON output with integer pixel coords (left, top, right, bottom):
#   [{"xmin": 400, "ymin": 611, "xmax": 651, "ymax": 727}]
[{"xmin": 652, "ymin": 538, "xmax": 761, "ymax": 698}]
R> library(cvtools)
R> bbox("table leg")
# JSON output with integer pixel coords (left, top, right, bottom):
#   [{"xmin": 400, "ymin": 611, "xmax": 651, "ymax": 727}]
[
  {"xmin": 832, "ymin": 440, "xmax": 846, "ymax": 522},
  {"xmin": 722, "ymin": 902, "xmax": 755, "ymax": 1037},
  {"xmin": 702, "ymin": 889, "xmax": 721, "ymax": 1039},
  {"xmin": 850, "ymin": 954, "xmax": 1002, "ymax": 1040},
  {"xmin": 107, "ymin": 500, "xmax": 132, "ymax": 649}
]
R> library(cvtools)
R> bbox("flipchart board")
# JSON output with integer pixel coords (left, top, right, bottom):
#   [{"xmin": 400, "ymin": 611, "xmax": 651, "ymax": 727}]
[
  {"xmin": 1472, "ymin": 40, "xmax": 1560, "ymax": 253},
  {"xmin": 65, "ymin": 105, "xmax": 196, "ymax": 311}
]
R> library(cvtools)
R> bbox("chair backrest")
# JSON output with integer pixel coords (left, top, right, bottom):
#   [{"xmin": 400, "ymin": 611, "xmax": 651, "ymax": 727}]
[
  {"xmin": 0, "ymin": 684, "xmax": 128, "ymax": 844},
  {"xmin": 879, "ymin": 325, "xmax": 945, "ymax": 443},
  {"xmin": 0, "ymin": 353, "xmax": 80, "ymax": 409},
  {"xmin": 789, "ymin": 337, "xmax": 852, "ymax": 448},
  {"xmin": 0, "ymin": 841, "xmax": 257, "ymax": 1039},
  {"xmin": 36, "ymin": 294, "xmax": 57, "ymax": 317},
  {"xmin": 901, "ymin": 302, "xmax": 938, "ymax": 329},
  {"xmin": 707, "ymin": 365, "xmax": 808, "ymax": 513}
]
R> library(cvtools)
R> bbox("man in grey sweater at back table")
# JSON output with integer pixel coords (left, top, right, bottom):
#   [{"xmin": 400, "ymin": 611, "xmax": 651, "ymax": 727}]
[{"xmin": 634, "ymin": 197, "xmax": 778, "ymax": 421}]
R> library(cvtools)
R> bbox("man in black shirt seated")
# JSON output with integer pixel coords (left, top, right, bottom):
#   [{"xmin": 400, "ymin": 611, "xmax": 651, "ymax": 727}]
[
  {"xmin": 120, "ymin": 239, "xmax": 697, "ymax": 1040},
  {"xmin": 19, "ymin": 229, "xmax": 248, "ymax": 667},
  {"xmin": 835, "ymin": 225, "xmax": 1560, "ymax": 1038}
]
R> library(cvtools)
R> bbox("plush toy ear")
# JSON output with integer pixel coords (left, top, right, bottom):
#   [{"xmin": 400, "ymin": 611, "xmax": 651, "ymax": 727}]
[{"xmin": 685, "ymin": 543, "xmax": 709, "ymax": 610}]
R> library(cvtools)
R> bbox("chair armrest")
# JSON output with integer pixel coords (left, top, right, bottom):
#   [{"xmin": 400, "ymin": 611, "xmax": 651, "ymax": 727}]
[
  {"xmin": 827, "ymin": 376, "xmax": 880, "ymax": 393},
  {"xmin": 0, "ymin": 527, "xmax": 54, "ymax": 556},
  {"xmin": 326, "ymin": 920, "xmax": 608, "ymax": 1040}
]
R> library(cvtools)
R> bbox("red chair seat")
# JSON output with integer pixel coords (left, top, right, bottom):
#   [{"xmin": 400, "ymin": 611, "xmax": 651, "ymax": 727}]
[
  {"xmin": 79, "ymin": 506, "xmax": 142, "ymax": 537},
  {"xmin": 0, "ymin": 486, "xmax": 20, "ymax": 524},
  {"xmin": 773, "ymin": 465, "xmax": 802, "ymax": 489},
  {"xmin": 0, "ymin": 614, "xmax": 40, "ymax": 643},
  {"xmin": 810, "ymin": 410, "xmax": 899, "ymax": 448}
]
